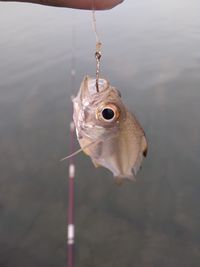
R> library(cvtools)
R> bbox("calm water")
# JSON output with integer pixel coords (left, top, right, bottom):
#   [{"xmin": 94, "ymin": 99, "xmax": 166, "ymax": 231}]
[{"xmin": 1, "ymin": 0, "xmax": 200, "ymax": 266}]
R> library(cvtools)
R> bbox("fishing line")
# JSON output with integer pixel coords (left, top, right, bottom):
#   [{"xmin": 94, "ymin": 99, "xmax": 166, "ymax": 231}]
[{"xmin": 92, "ymin": 2, "xmax": 102, "ymax": 93}]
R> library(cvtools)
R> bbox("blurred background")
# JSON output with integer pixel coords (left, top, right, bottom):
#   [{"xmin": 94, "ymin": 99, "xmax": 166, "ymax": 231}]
[{"xmin": 0, "ymin": 0, "xmax": 200, "ymax": 266}]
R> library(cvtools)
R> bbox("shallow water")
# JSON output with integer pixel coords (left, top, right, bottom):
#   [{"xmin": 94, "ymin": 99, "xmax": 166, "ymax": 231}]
[{"xmin": 0, "ymin": 0, "xmax": 200, "ymax": 266}]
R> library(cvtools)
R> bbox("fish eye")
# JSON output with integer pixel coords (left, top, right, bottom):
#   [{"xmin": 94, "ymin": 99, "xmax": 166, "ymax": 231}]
[
  {"xmin": 97, "ymin": 103, "xmax": 120, "ymax": 122},
  {"xmin": 102, "ymin": 108, "xmax": 115, "ymax": 120}
]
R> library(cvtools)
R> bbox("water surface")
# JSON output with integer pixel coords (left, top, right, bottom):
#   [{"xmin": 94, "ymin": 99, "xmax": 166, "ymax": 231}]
[{"xmin": 0, "ymin": 0, "xmax": 200, "ymax": 266}]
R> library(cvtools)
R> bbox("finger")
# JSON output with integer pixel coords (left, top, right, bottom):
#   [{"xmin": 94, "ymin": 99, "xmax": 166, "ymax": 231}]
[{"xmin": 0, "ymin": 0, "xmax": 124, "ymax": 10}]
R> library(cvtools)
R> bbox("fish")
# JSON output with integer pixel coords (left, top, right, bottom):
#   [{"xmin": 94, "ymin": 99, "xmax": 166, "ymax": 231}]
[{"xmin": 72, "ymin": 76, "xmax": 148, "ymax": 183}]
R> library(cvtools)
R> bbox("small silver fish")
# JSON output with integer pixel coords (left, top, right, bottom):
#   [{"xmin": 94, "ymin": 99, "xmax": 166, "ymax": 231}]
[{"xmin": 72, "ymin": 76, "xmax": 148, "ymax": 182}]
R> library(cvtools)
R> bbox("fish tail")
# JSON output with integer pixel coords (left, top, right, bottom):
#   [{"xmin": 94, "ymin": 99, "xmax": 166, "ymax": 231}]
[
  {"xmin": 114, "ymin": 173, "xmax": 136, "ymax": 185},
  {"xmin": 133, "ymin": 135, "xmax": 148, "ymax": 175}
]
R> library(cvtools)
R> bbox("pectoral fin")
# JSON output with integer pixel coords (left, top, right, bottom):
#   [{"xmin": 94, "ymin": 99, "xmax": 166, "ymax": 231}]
[{"xmin": 60, "ymin": 140, "xmax": 98, "ymax": 161}]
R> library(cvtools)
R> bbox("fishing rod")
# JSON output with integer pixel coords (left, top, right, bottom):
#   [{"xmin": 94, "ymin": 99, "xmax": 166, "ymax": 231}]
[
  {"xmin": 66, "ymin": 8, "xmax": 101, "ymax": 267},
  {"xmin": 67, "ymin": 16, "xmax": 77, "ymax": 267},
  {"xmin": 67, "ymin": 119, "xmax": 76, "ymax": 267}
]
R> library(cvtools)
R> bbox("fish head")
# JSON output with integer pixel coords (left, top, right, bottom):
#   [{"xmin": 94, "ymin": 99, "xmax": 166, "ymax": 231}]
[{"xmin": 73, "ymin": 76, "xmax": 126, "ymax": 141}]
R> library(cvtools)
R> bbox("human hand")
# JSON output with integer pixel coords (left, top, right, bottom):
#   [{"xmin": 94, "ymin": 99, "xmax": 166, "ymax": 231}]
[
  {"xmin": 1, "ymin": 0, "xmax": 124, "ymax": 10},
  {"xmin": 58, "ymin": 0, "xmax": 124, "ymax": 10}
]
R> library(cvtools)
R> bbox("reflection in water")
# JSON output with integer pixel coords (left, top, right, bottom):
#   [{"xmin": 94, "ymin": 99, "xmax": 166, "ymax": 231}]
[{"xmin": 0, "ymin": 0, "xmax": 200, "ymax": 266}]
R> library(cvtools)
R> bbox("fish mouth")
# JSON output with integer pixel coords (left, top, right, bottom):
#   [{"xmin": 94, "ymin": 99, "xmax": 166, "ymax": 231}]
[{"xmin": 81, "ymin": 76, "xmax": 109, "ymax": 98}]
